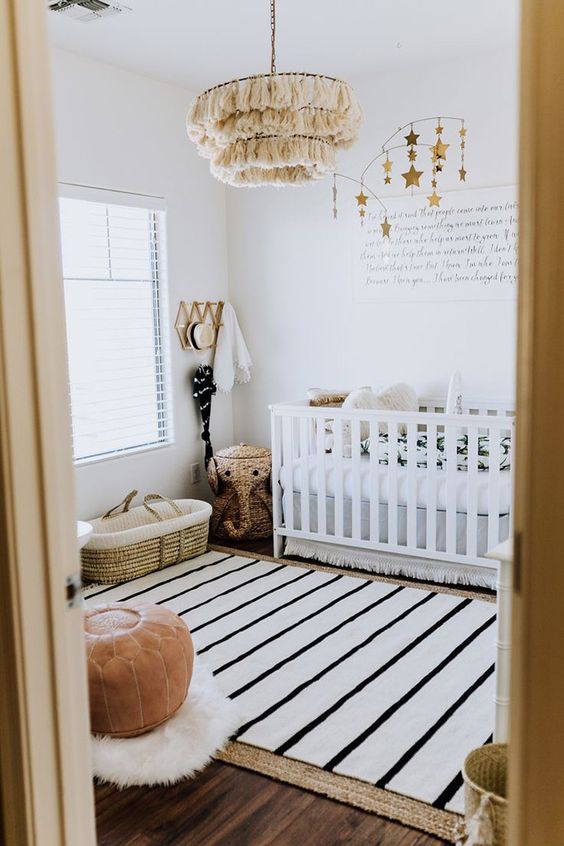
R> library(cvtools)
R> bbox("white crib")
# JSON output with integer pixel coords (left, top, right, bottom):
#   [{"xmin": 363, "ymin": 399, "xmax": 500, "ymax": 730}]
[{"xmin": 270, "ymin": 397, "xmax": 515, "ymax": 587}]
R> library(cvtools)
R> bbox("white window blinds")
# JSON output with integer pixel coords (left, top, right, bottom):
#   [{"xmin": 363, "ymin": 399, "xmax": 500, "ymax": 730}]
[{"xmin": 59, "ymin": 186, "xmax": 173, "ymax": 463}]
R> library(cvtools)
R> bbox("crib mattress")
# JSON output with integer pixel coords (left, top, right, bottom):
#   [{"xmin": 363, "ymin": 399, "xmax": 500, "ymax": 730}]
[{"xmin": 280, "ymin": 454, "xmax": 511, "ymax": 516}]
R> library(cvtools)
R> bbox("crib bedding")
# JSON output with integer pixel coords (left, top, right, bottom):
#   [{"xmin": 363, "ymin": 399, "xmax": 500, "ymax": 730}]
[
  {"xmin": 280, "ymin": 453, "xmax": 511, "ymax": 516},
  {"xmin": 359, "ymin": 431, "xmax": 511, "ymax": 471}
]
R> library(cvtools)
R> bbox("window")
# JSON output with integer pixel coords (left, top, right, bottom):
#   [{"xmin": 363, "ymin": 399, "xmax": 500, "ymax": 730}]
[{"xmin": 59, "ymin": 186, "xmax": 173, "ymax": 463}]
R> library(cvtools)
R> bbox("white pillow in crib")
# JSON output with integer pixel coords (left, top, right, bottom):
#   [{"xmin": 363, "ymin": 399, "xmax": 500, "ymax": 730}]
[
  {"xmin": 342, "ymin": 383, "xmax": 418, "ymax": 443},
  {"xmin": 320, "ymin": 387, "xmax": 373, "ymax": 436}
]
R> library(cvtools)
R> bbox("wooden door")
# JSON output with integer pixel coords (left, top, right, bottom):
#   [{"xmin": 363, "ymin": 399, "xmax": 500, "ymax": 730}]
[
  {"xmin": 510, "ymin": 0, "xmax": 564, "ymax": 843},
  {"xmin": 0, "ymin": 1, "xmax": 96, "ymax": 844}
]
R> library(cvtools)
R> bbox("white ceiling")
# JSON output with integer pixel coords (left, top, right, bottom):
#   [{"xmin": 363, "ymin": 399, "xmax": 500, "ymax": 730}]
[{"xmin": 47, "ymin": 0, "xmax": 519, "ymax": 92}]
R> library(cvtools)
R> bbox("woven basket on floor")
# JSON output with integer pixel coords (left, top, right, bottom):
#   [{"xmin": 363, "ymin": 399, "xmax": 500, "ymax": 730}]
[
  {"xmin": 81, "ymin": 490, "xmax": 212, "ymax": 585},
  {"xmin": 207, "ymin": 444, "xmax": 272, "ymax": 541},
  {"xmin": 460, "ymin": 743, "xmax": 508, "ymax": 846}
]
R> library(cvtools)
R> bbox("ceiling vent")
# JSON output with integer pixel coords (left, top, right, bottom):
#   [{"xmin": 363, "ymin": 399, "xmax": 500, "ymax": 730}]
[{"xmin": 47, "ymin": 0, "xmax": 131, "ymax": 23}]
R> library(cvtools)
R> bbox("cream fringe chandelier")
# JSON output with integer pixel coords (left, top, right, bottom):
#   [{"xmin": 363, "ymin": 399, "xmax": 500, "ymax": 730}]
[{"xmin": 186, "ymin": 0, "xmax": 363, "ymax": 187}]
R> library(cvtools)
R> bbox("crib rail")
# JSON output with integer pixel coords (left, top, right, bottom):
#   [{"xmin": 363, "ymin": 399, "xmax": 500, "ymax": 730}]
[{"xmin": 270, "ymin": 400, "xmax": 515, "ymax": 568}]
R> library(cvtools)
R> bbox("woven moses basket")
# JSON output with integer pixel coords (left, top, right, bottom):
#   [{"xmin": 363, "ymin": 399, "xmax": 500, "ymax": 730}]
[
  {"xmin": 208, "ymin": 444, "xmax": 272, "ymax": 541},
  {"xmin": 459, "ymin": 743, "xmax": 508, "ymax": 846},
  {"xmin": 81, "ymin": 490, "xmax": 212, "ymax": 585}
]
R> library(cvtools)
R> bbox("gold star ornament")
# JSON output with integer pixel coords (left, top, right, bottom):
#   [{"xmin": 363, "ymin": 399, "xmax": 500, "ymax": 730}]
[
  {"xmin": 459, "ymin": 126, "xmax": 467, "ymax": 138},
  {"xmin": 459, "ymin": 167, "xmax": 467, "ymax": 182},
  {"xmin": 381, "ymin": 216, "xmax": 391, "ymax": 238},
  {"xmin": 355, "ymin": 190, "xmax": 368, "ymax": 206},
  {"xmin": 401, "ymin": 164, "xmax": 424, "ymax": 188},
  {"xmin": 382, "ymin": 158, "xmax": 393, "ymax": 174},
  {"xmin": 404, "ymin": 128, "xmax": 419, "ymax": 146},
  {"xmin": 427, "ymin": 190, "xmax": 442, "ymax": 207},
  {"xmin": 431, "ymin": 139, "xmax": 450, "ymax": 160},
  {"xmin": 384, "ymin": 175, "xmax": 391, "ymax": 185}
]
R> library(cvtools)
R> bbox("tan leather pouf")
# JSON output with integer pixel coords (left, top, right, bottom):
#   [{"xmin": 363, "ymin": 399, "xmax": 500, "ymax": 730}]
[{"xmin": 85, "ymin": 603, "xmax": 194, "ymax": 737}]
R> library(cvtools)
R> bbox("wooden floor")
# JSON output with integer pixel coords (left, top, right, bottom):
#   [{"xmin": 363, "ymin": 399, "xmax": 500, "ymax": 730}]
[
  {"xmin": 95, "ymin": 762, "xmax": 446, "ymax": 845},
  {"xmin": 94, "ymin": 535, "xmax": 448, "ymax": 846}
]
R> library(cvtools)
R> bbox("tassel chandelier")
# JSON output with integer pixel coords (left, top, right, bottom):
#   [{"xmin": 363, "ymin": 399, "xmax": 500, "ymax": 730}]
[{"xmin": 186, "ymin": 0, "xmax": 363, "ymax": 187}]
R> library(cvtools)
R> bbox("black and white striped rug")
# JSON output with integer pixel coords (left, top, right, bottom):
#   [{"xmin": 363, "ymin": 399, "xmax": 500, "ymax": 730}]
[{"xmin": 84, "ymin": 549, "xmax": 496, "ymax": 840}]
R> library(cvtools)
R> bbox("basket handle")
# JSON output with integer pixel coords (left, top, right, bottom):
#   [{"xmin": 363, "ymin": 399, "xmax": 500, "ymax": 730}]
[
  {"xmin": 102, "ymin": 489, "xmax": 138, "ymax": 520},
  {"xmin": 143, "ymin": 493, "xmax": 183, "ymax": 522}
]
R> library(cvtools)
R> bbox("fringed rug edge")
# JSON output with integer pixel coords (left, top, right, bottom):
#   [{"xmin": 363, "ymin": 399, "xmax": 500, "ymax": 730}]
[
  {"xmin": 207, "ymin": 543, "xmax": 495, "ymax": 604},
  {"xmin": 216, "ymin": 741, "xmax": 460, "ymax": 843}
]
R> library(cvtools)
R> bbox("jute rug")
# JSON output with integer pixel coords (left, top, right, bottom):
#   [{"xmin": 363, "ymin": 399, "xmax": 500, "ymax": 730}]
[{"xmin": 85, "ymin": 547, "xmax": 496, "ymax": 843}]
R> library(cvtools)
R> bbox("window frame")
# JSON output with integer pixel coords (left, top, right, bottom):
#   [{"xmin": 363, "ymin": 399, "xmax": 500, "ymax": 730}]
[{"xmin": 58, "ymin": 183, "xmax": 174, "ymax": 465}]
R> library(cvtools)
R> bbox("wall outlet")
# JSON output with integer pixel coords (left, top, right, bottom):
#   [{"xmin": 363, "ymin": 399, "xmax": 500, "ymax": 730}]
[{"xmin": 190, "ymin": 462, "xmax": 201, "ymax": 485}]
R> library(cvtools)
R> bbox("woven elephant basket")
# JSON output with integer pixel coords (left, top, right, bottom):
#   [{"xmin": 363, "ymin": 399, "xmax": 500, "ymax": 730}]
[{"xmin": 207, "ymin": 444, "xmax": 272, "ymax": 541}]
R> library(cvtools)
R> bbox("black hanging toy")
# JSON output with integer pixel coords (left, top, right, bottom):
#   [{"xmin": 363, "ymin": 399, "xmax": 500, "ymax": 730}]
[{"xmin": 192, "ymin": 364, "xmax": 217, "ymax": 469}]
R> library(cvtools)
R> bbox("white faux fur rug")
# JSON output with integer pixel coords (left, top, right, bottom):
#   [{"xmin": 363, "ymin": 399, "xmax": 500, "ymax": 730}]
[{"xmin": 91, "ymin": 659, "xmax": 239, "ymax": 788}]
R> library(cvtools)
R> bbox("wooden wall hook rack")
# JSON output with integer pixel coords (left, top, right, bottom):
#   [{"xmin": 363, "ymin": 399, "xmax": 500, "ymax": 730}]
[{"xmin": 174, "ymin": 300, "xmax": 224, "ymax": 351}]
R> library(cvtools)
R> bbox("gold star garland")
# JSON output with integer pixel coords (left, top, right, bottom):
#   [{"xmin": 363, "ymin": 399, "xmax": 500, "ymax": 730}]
[
  {"xmin": 355, "ymin": 184, "xmax": 368, "ymax": 226},
  {"xmin": 403, "ymin": 124, "xmax": 420, "ymax": 193},
  {"xmin": 382, "ymin": 154, "xmax": 392, "ymax": 185},
  {"xmin": 332, "ymin": 173, "xmax": 338, "ymax": 219},
  {"xmin": 459, "ymin": 122, "xmax": 467, "ymax": 182},
  {"xmin": 427, "ymin": 117, "xmax": 444, "ymax": 207},
  {"xmin": 331, "ymin": 115, "xmax": 468, "ymax": 238}
]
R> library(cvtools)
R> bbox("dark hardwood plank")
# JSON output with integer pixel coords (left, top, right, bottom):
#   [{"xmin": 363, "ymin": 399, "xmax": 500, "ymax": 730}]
[
  {"xmin": 95, "ymin": 762, "xmax": 447, "ymax": 846},
  {"xmin": 208, "ymin": 533, "xmax": 275, "ymax": 558}
]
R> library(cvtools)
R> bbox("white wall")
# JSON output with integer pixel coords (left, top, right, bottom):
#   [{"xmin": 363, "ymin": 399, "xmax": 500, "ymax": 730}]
[
  {"xmin": 227, "ymin": 50, "xmax": 519, "ymax": 446},
  {"xmin": 50, "ymin": 49, "xmax": 233, "ymax": 519}
]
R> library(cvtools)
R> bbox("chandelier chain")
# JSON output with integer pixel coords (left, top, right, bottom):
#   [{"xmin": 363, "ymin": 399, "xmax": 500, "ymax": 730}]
[{"xmin": 270, "ymin": 0, "xmax": 277, "ymax": 74}]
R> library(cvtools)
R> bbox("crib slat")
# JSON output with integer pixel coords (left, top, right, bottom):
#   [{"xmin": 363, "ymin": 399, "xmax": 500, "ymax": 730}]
[
  {"xmin": 406, "ymin": 422, "xmax": 417, "ymax": 548},
  {"xmin": 333, "ymin": 418, "xmax": 344, "ymax": 538},
  {"xmin": 508, "ymin": 424, "xmax": 515, "ymax": 535},
  {"xmin": 487, "ymin": 427, "xmax": 502, "ymax": 549},
  {"xmin": 271, "ymin": 412, "xmax": 282, "ymax": 535},
  {"xmin": 369, "ymin": 419, "xmax": 380, "ymax": 543},
  {"xmin": 299, "ymin": 417, "xmax": 310, "ymax": 534},
  {"xmin": 466, "ymin": 424, "xmax": 479, "ymax": 558},
  {"xmin": 445, "ymin": 424, "xmax": 458, "ymax": 555},
  {"xmin": 316, "ymin": 416, "xmax": 327, "ymax": 536},
  {"xmin": 387, "ymin": 421, "xmax": 398, "ymax": 546},
  {"xmin": 426, "ymin": 422, "xmax": 438, "ymax": 552},
  {"xmin": 351, "ymin": 417, "xmax": 362, "ymax": 540},
  {"xmin": 282, "ymin": 415, "xmax": 294, "ymax": 532}
]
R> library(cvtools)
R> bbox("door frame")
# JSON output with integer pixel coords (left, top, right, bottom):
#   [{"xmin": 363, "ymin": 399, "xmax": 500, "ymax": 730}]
[
  {"xmin": 509, "ymin": 1, "xmax": 564, "ymax": 843},
  {"xmin": 0, "ymin": 1, "xmax": 96, "ymax": 844}
]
